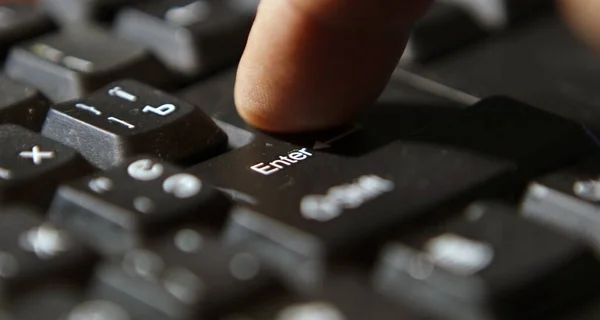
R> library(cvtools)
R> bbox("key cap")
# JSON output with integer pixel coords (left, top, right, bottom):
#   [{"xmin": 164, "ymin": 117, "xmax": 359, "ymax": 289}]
[
  {"xmin": 115, "ymin": 0, "xmax": 256, "ymax": 78},
  {"xmin": 0, "ymin": 208, "xmax": 97, "ymax": 304},
  {"xmin": 42, "ymin": 0, "xmax": 140, "ymax": 25},
  {"xmin": 194, "ymin": 96, "xmax": 596, "ymax": 292},
  {"xmin": 4, "ymin": 25, "xmax": 169, "ymax": 103},
  {"xmin": 401, "ymin": 2, "xmax": 487, "ymax": 63},
  {"xmin": 48, "ymin": 156, "xmax": 231, "ymax": 255},
  {"xmin": 89, "ymin": 227, "xmax": 277, "ymax": 319},
  {"xmin": 372, "ymin": 202, "xmax": 600, "ymax": 320},
  {"xmin": 0, "ymin": 4, "xmax": 54, "ymax": 60},
  {"xmin": 8, "ymin": 283, "xmax": 83, "ymax": 320},
  {"xmin": 438, "ymin": 0, "xmax": 551, "ymax": 30},
  {"xmin": 0, "ymin": 75, "xmax": 50, "ymax": 131},
  {"xmin": 222, "ymin": 272, "xmax": 421, "ymax": 320},
  {"xmin": 520, "ymin": 156, "xmax": 600, "ymax": 250},
  {"xmin": 0, "ymin": 124, "xmax": 91, "ymax": 209},
  {"xmin": 41, "ymin": 79, "xmax": 228, "ymax": 169}
]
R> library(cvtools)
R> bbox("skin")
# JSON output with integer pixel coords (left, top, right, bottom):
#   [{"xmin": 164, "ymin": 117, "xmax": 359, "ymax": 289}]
[
  {"xmin": 8, "ymin": 0, "xmax": 600, "ymax": 133},
  {"xmin": 235, "ymin": 0, "xmax": 600, "ymax": 133}
]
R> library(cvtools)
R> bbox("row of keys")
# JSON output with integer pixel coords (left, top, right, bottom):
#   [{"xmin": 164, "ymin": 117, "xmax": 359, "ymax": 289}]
[
  {"xmin": 191, "ymin": 96, "xmax": 597, "ymax": 292},
  {"xmin": 1, "ymin": 0, "xmax": 257, "ymax": 104},
  {"xmin": 0, "ymin": 79, "xmax": 228, "ymax": 210},
  {"xmin": 49, "ymin": 156, "xmax": 231, "ymax": 256},
  {"xmin": 0, "ymin": 208, "xmax": 97, "ymax": 306},
  {"xmin": 0, "ymin": 102, "xmax": 597, "ymax": 319},
  {"xmin": 0, "ymin": 201, "xmax": 597, "ymax": 319},
  {"xmin": 402, "ymin": 0, "xmax": 551, "ymax": 63},
  {"xmin": 0, "ymin": 4, "xmax": 55, "ymax": 60}
]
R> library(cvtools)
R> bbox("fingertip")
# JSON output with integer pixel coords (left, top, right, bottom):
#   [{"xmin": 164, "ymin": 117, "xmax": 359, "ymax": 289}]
[
  {"xmin": 234, "ymin": 0, "xmax": 431, "ymax": 133},
  {"xmin": 559, "ymin": 0, "xmax": 600, "ymax": 51}
]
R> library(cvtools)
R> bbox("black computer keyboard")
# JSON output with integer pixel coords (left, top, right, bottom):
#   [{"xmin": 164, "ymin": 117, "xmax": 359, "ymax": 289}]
[{"xmin": 2, "ymin": 0, "xmax": 600, "ymax": 319}]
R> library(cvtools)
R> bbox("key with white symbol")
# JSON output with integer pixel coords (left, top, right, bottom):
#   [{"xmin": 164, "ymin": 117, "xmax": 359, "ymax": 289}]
[
  {"xmin": 521, "ymin": 155, "xmax": 600, "ymax": 253},
  {"xmin": 0, "ymin": 208, "xmax": 97, "ymax": 301},
  {"xmin": 49, "ymin": 156, "xmax": 231, "ymax": 255},
  {"xmin": 373, "ymin": 202, "xmax": 600, "ymax": 320},
  {"xmin": 0, "ymin": 125, "xmax": 92, "ymax": 209},
  {"xmin": 42, "ymin": 79, "xmax": 227, "ymax": 169},
  {"xmin": 89, "ymin": 227, "xmax": 276, "ymax": 320}
]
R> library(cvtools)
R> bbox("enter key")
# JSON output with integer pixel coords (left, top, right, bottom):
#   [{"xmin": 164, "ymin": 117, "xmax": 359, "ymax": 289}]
[{"xmin": 188, "ymin": 96, "xmax": 597, "ymax": 293}]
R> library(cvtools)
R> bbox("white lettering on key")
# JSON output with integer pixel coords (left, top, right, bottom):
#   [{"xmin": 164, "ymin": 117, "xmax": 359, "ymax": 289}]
[
  {"xmin": 108, "ymin": 117, "xmax": 135, "ymax": 129},
  {"xmin": 19, "ymin": 146, "xmax": 55, "ymax": 165},
  {"xmin": 128, "ymin": 159, "xmax": 164, "ymax": 181},
  {"xmin": 424, "ymin": 233, "xmax": 494, "ymax": 276},
  {"xmin": 250, "ymin": 148, "xmax": 313, "ymax": 176},
  {"xmin": 163, "ymin": 173, "xmax": 202, "ymax": 198},
  {"xmin": 300, "ymin": 175, "xmax": 394, "ymax": 222},
  {"xmin": 75, "ymin": 103, "xmax": 102, "ymax": 116},
  {"xmin": 108, "ymin": 86, "xmax": 137, "ymax": 102},
  {"xmin": 142, "ymin": 104, "xmax": 177, "ymax": 117},
  {"xmin": 88, "ymin": 177, "xmax": 113, "ymax": 193}
]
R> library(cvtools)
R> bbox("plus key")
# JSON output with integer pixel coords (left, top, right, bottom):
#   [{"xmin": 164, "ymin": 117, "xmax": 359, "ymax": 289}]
[
  {"xmin": 0, "ymin": 125, "xmax": 92, "ymax": 209},
  {"xmin": 42, "ymin": 79, "xmax": 228, "ymax": 169}
]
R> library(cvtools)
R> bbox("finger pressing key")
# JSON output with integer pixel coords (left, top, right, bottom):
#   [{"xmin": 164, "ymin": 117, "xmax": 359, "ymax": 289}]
[{"xmin": 234, "ymin": 0, "xmax": 431, "ymax": 133}]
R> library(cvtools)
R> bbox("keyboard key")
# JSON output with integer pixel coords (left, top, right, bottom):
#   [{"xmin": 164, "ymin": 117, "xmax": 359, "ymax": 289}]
[
  {"xmin": 439, "ymin": 0, "xmax": 551, "ymax": 30},
  {"xmin": 194, "ymin": 96, "xmax": 596, "ymax": 291},
  {"xmin": 0, "ymin": 124, "xmax": 91, "ymax": 209},
  {"xmin": 0, "ymin": 208, "xmax": 97, "ymax": 303},
  {"xmin": 115, "ymin": 0, "xmax": 255, "ymax": 77},
  {"xmin": 89, "ymin": 227, "xmax": 277, "ymax": 319},
  {"xmin": 0, "ymin": 4, "xmax": 54, "ymax": 59},
  {"xmin": 0, "ymin": 75, "xmax": 50, "ymax": 131},
  {"xmin": 402, "ymin": 2, "xmax": 487, "ymax": 63},
  {"xmin": 8, "ymin": 283, "xmax": 83, "ymax": 320},
  {"xmin": 222, "ymin": 272, "xmax": 420, "ymax": 320},
  {"xmin": 521, "ymin": 156, "xmax": 600, "ymax": 249},
  {"xmin": 372, "ymin": 202, "xmax": 600, "ymax": 320},
  {"xmin": 41, "ymin": 80, "xmax": 228, "ymax": 169},
  {"xmin": 5, "ymin": 25, "xmax": 169, "ymax": 103},
  {"xmin": 48, "ymin": 156, "xmax": 231, "ymax": 255},
  {"xmin": 42, "ymin": 0, "xmax": 140, "ymax": 25}
]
